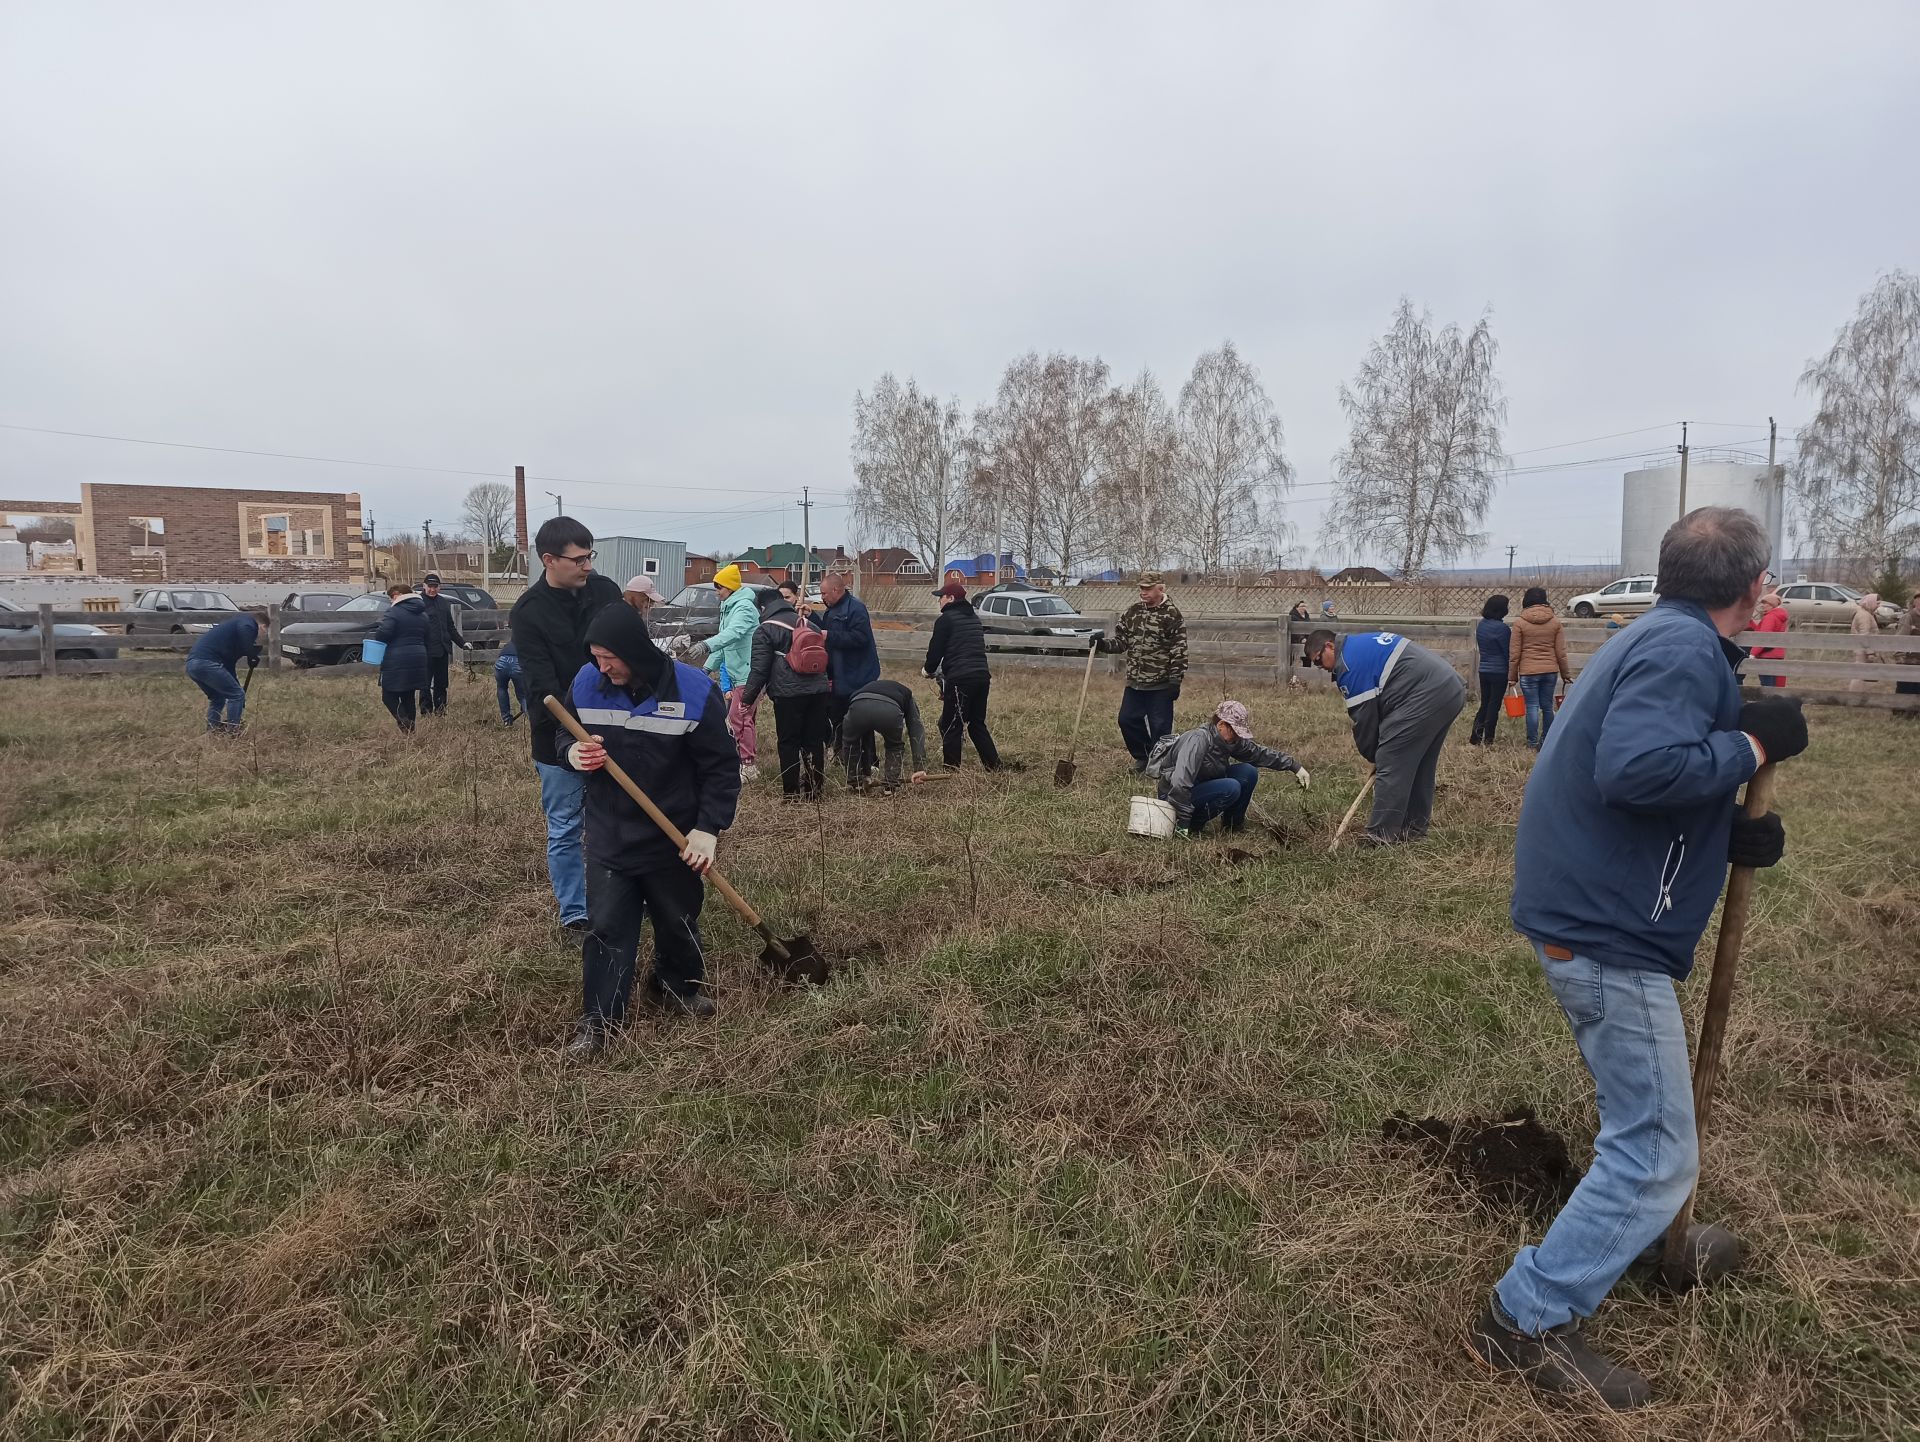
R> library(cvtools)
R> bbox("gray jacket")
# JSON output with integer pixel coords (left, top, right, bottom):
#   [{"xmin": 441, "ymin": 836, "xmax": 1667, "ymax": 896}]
[
  {"xmin": 1336, "ymin": 634, "xmax": 1465, "ymax": 764},
  {"xmin": 1150, "ymin": 724, "xmax": 1301, "ymax": 826}
]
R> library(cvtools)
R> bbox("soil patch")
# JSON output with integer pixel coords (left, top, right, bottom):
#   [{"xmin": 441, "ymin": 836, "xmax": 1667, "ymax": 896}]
[
  {"xmin": 1223, "ymin": 847, "xmax": 1258, "ymax": 865},
  {"xmin": 1382, "ymin": 1106, "xmax": 1582, "ymax": 1218}
]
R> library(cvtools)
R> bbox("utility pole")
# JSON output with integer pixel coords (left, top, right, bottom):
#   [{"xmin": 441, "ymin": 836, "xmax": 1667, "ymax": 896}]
[
  {"xmin": 545, "ymin": 491, "xmax": 562, "ymax": 519},
  {"xmin": 1506, "ymin": 544, "xmax": 1517, "ymax": 582},
  {"xmin": 1676, "ymin": 421, "xmax": 1690, "ymax": 521},
  {"xmin": 422, "ymin": 520, "xmax": 432, "ymax": 583},
  {"xmin": 1767, "ymin": 416, "xmax": 1777, "ymax": 470},
  {"xmin": 797, "ymin": 486, "xmax": 814, "ymax": 594}
]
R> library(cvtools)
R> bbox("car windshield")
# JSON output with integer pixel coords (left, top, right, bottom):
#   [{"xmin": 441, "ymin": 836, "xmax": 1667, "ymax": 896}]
[
  {"xmin": 178, "ymin": 592, "xmax": 236, "ymax": 610},
  {"xmin": 302, "ymin": 594, "xmax": 349, "ymax": 610},
  {"xmin": 336, "ymin": 595, "xmax": 391, "ymax": 613},
  {"xmin": 1830, "ymin": 585, "xmax": 1863, "ymax": 601},
  {"xmin": 667, "ymin": 586, "xmax": 716, "ymax": 609},
  {"xmin": 1025, "ymin": 596, "xmax": 1076, "ymax": 616}
]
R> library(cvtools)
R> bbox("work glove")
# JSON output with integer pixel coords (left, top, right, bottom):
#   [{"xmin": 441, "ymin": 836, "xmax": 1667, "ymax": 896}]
[
  {"xmin": 681, "ymin": 829, "xmax": 718, "ymax": 874},
  {"xmin": 568, "ymin": 735, "xmax": 608, "ymax": 771},
  {"xmin": 1727, "ymin": 811, "xmax": 1786, "ymax": 869},
  {"xmin": 1737, "ymin": 696, "xmax": 1808, "ymax": 765},
  {"xmin": 1293, "ymin": 767, "xmax": 1311, "ymax": 790}
]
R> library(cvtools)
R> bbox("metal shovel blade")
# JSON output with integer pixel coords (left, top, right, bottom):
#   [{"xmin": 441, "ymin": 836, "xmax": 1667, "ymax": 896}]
[
  {"xmin": 1053, "ymin": 757, "xmax": 1077, "ymax": 788},
  {"xmin": 759, "ymin": 932, "xmax": 828, "ymax": 986}
]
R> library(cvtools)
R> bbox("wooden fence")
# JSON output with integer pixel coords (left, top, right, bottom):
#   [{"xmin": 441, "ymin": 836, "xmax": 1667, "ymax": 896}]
[{"xmin": 5, "ymin": 603, "xmax": 1916, "ymax": 711}]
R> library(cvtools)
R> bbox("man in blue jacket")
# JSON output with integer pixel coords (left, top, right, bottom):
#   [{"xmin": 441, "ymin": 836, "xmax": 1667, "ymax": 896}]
[
  {"xmin": 560, "ymin": 602, "xmax": 741, "ymax": 1051},
  {"xmin": 184, "ymin": 610, "xmax": 267, "ymax": 733},
  {"xmin": 1468, "ymin": 508, "xmax": 1808, "ymax": 1409},
  {"xmin": 814, "ymin": 566, "xmax": 880, "ymax": 772}
]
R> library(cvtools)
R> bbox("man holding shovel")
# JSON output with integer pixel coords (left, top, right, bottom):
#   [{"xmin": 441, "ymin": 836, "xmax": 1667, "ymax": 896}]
[
  {"xmin": 560, "ymin": 602, "xmax": 741, "ymax": 1051},
  {"xmin": 1468, "ymin": 507, "xmax": 1808, "ymax": 1409},
  {"xmin": 1098, "ymin": 572, "xmax": 1188, "ymax": 771}
]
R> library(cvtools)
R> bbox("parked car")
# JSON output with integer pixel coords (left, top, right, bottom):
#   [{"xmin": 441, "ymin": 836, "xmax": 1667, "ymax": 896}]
[
  {"xmin": 281, "ymin": 590, "xmax": 353, "ymax": 614},
  {"xmin": 413, "ymin": 582, "xmax": 498, "ymax": 611},
  {"xmin": 125, "ymin": 588, "xmax": 242, "ymax": 634},
  {"xmin": 0, "ymin": 595, "xmax": 120, "ymax": 661},
  {"xmin": 279, "ymin": 592, "xmax": 391, "ymax": 666},
  {"xmin": 648, "ymin": 582, "xmax": 779, "ymax": 659},
  {"xmin": 1776, "ymin": 580, "xmax": 1900, "ymax": 628},
  {"xmin": 1565, "ymin": 575, "xmax": 1659, "ymax": 618},
  {"xmin": 975, "ymin": 587, "xmax": 1104, "ymax": 644}
]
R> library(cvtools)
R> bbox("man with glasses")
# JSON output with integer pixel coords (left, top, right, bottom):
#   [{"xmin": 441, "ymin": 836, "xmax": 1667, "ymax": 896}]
[{"xmin": 509, "ymin": 517, "xmax": 622, "ymax": 932}]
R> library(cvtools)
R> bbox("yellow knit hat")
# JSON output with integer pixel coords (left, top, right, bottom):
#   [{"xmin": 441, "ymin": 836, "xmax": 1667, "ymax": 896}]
[{"xmin": 713, "ymin": 562, "xmax": 743, "ymax": 593}]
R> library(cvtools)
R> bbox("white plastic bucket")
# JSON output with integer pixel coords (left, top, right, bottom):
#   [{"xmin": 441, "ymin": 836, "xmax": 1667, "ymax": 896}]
[{"xmin": 1128, "ymin": 795, "xmax": 1175, "ymax": 839}]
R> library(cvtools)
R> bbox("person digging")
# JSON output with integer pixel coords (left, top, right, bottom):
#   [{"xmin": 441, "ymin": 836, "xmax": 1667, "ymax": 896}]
[
  {"xmin": 1148, "ymin": 699, "xmax": 1309, "ymax": 837},
  {"xmin": 1469, "ymin": 507, "xmax": 1809, "ymax": 1409},
  {"xmin": 560, "ymin": 602, "xmax": 741, "ymax": 1052}
]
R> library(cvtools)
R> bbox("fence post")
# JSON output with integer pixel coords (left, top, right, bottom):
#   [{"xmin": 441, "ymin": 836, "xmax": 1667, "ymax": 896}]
[
  {"xmin": 38, "ymin": 604, "xmax": 57, "ymax": 677},
  {"xmin": 267, "ymin": 603, "xmax": 283, "ymax": 672}
]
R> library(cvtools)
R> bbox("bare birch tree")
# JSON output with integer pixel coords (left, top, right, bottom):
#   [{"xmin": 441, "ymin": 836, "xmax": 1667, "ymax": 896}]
[
  {"xmin": 1095, "ymin": 368, "xmax": 1179, "ymax": 572},
  {"xmin": 1173, "ymin": 342, "xmax": 1294, "ymax": 574},
  {"xmin": 1328, "ymin": 301, "xmax": 1506, "ymax": 579},
  {"xmin": 976, "ymin": 353, "xmax": 1053, "ymax": 577},
  {"xmin": 1038, "ymin": 352, "xmax": 1110, "ymax": 577},
  {"xmin": 460, "ymin": 482, "xmax": 514, "ymax": 570},
  {"xmin": 1793, "ymin": 270, "xmax": 1920, "ymax": 573},
  {"xmin": 850, "ymin": 374, "xmax": 974, "ymax": 575}
]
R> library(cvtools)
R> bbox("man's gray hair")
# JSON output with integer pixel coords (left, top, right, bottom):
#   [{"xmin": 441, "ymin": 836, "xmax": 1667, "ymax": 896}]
[{"xmin": 1656, "ymin": 507, "xmax": 1771, "ymax": 608}]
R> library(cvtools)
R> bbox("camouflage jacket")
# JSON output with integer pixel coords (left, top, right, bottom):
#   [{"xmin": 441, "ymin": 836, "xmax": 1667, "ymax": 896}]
[{"xmin": 1103, "ymin": 599, "xmax": 1188, "ymax": 689}]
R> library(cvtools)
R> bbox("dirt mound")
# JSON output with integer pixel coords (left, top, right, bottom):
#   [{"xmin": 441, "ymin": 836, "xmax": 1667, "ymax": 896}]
[{"xmin": 1381, "ymin": 1106, "xmax": 1582, "ymax": 1218}]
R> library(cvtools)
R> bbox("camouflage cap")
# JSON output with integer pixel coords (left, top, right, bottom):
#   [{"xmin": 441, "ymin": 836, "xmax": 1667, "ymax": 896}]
[
  {"xmin": 1214, "ymin": 699, "xmax": 1253, "ymax": 739},
  {"xmin": 1137, "ymin": 571, "xmax": 1165, "ymax": 588}
]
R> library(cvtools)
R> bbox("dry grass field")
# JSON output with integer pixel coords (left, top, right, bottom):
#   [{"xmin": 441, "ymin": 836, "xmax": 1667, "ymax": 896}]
[{"xmin": 1, "ymin": 661, "xmax": 1915, "ymax": 1440}]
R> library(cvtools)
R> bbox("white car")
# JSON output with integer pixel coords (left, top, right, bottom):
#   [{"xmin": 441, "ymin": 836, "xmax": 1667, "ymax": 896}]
[
  {"xmin": 1566, "ymin": 576, "xmax": 1659, "ymax": 618},
  {"xmin": 1775, "ymin": 581, "xmax": 1899, "ymax": 628}
]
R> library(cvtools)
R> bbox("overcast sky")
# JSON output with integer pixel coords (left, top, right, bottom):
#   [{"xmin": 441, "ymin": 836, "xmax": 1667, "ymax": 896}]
[{"xmin": 4, "ymin": 2, "xmax": 1916, "ymax": 572}]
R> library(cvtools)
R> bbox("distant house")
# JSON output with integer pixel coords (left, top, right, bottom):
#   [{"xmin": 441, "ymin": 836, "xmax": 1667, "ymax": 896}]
[
  {"xmin": 1261, "ymin": 567, "xmax": 1327, "ymax": 589},
  {"xmin": 734, "ymin": 543, "xmax": 848, "ymax": 585},
  {"xmin": 941, "ymin": 552, "xmax": 1024, "ymax": 588},
  {"xmin": 425, "ymin": 548, "xmax": 484, "ymax": 577},
  {"xmin": 685, "ymin": 553, "xmax": 718, "ymax": 587},
  {"xmin": 1328, "ymin": 565, "xmax": 1395, "ymax": 586},
  {"xmin": 858, "ymin": 547, "xmax": 928, "ymax": 590}
]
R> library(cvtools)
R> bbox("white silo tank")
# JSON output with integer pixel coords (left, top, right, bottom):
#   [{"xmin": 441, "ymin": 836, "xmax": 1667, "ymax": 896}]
[{"xmin": 1619, "ymin": 462, "xmax": 1785, "ymax": 575}]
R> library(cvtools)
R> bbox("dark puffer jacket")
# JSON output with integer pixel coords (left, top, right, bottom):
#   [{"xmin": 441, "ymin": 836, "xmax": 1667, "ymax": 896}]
[
  {"xmin": 740, "ymin": 598, "xmax": 831, "ymax": 706},
  {"xmin": 924, "ymin": 598, "xmax": 991, "ymax": 683},
  {"xmin": 510, "ymin": 571, "xmax": 624, "ymax": 766},
  {"xmin": 370, "ymin": 595, "xmax": 432, "ymax": 693}
]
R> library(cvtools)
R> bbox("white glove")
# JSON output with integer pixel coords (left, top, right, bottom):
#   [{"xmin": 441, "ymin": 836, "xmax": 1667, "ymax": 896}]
[
  {"xmin": 1294, "ymin": 767, "xmax": 1311, "ymax": 790},
  {"xmin": 681, "ymin": 829, "xmax": 717, "ymax": 874}
]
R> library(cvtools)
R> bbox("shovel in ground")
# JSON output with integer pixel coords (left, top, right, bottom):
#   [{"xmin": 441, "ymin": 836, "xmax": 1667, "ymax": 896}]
[
  {"xmin": 543, "ymin": 697, "xmax": 827, "ymax": 985},
  {"xmin": 1661, "ymin": 762, "xmax": 1775, "ymax": 1287},
  {"xmin": 1054, "ymin": 639, "xmax": 1101, "ymax": 788}
]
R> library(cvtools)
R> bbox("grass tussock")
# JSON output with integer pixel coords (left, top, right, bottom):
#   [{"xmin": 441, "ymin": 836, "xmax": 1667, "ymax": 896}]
[{"xmin": 1, "ymin": 663, "xmax": 1916, "ymax": 1440}]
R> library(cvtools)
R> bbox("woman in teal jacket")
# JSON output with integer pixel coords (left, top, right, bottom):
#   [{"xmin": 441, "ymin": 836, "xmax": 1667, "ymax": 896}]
[{"xmin": 703, "ymin": 563, "xmax": 762, "ymax": 779}]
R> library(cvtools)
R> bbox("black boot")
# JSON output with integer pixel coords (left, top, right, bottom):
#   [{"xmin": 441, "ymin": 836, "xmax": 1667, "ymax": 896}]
[
  {"xmin": 1634, "ymin": 1223, "xmax": 1742, "ymax": 1288},
  {"xmin": 1467, "ymin": 1301, "xmax": 1652, "ymax": 1410},
  {"xmin": 564, "ymin": 1020, "xmax": 607, "ymax": 1058}
]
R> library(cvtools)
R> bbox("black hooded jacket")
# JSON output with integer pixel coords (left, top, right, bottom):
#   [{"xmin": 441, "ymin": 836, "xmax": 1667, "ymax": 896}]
[
  {"xmin": 562, "ymin": 604, "xmax": 741, "ymax": 870},
  {"xmin": 924, "ymin": 597, "xmax": 991, "ymax": 684},
  {"xmin": 509, "ymin": 571, "xmax": 623, "ymax": 765}
]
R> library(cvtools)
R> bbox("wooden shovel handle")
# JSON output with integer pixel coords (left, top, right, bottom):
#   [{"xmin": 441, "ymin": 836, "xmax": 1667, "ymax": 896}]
[
  {"xmin": 542, "ymin": 695, "xmax": 765, "ymax": 929},
  {"xmin": 1663, "ymin": 762, "xmax": 1776, "ymax": 1276},
  {"xmin": 1328, "ymin": 771, "xmax": 1376, "ymax": 853},
  {"xmin": 1064, "ymin": 639, "xmax": 1099, "ymax": 761}
]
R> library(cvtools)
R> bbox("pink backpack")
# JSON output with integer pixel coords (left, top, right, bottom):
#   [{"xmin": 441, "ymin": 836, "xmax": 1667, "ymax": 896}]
[{"xmin": 769, "ymin": 617, "xmax": 828, "ymax": 675}]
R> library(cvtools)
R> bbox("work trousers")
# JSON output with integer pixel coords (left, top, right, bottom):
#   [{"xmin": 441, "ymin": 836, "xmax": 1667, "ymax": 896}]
[
  {"xmin": 938, "ymin": 676, "xmax": 1000, "ymax": 769},
  {"xmin": 187, "ymin": 658, "xmax": 246, "ymax": 731},
  {"xmin": 1469, "ymin": 672, "xmax": 1505, "ymax": 745},
  {"xmin": 381, "ymin": 688, "xmax": 418, "ymax": 734},
  {"xmin": 1368, "ymin": 689, "xmax": 1464, "ymax": 842},
  {"xmin": 581, "ymin": 858, "xmax": 706, "ymax": 1028},
  {"xmin": 828, "ymin": 691, "xmax": 877, "ymax": 772},
  {"xmin": 425, "ymin": 653, "xmax": 451, "ymax": 714},
  {"xmin": 843, "ymin": 693, "xmax": 910, "ymax": 788},
  {"xmin": 1117, "ymin": 683, "xmax": 1179, "ymax": 767},
  {"xmin": 771, "ymin": 692, "xmax": 830, "ymax": 797},
  {"xmin": 727, "ymin": 687, "xmax": 759, "ymax": 768},
  {"xmin": 1495, "ymin": 944, "xmax": 1697, "ymax": 1333}
]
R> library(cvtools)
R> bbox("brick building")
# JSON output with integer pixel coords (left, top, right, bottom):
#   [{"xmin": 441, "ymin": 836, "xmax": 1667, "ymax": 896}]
[{"xmin": 31, "ymin": 483, "xmax": 369, "ymax": 584}]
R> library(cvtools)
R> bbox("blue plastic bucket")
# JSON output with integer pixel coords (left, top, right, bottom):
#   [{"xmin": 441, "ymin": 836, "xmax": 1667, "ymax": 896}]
[{"xmin": 361, "ymin": 638, "xmax": 387, "ymax": 665}]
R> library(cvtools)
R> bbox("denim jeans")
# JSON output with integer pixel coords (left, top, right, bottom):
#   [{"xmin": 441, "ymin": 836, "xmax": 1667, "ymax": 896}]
[
  {"xmin": 1187, "ymin": 762, "xmax": 1258, "ymax": 834},
  {"xmin": 1519, "ymin": 672, "xmax": 1559, "ymax": 749},
  {"xmin": 534, "ymin": 762, "xmax": 588, "ymax": 925},
  {"xmin": 494, "ymin": 657, "xmax": 527, "ymax": 721},
  {"xmin": 186, "ymin": 658, "xmax": 245, "ymax": 730},
  {"xmin": 1494, "ymin": 944, "xmax": 1699, "ymax": 1334},
  {"xmin": 1118, "ymin": 684, "xmax": 1179, "ymax": 766}
]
